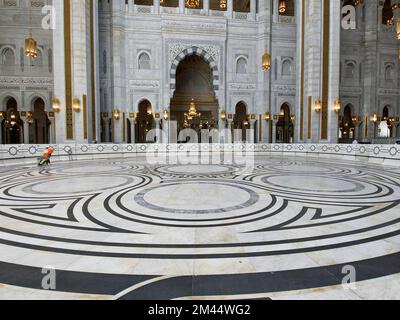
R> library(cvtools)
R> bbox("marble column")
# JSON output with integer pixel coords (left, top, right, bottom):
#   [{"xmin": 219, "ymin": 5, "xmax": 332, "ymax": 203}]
[
  {"xmin": 326, "ymin": 0, "xmax": 341, "ymax": 143},
  {"xmin": 163, "ymin": 119, "xmax": 170, "ymax": 144},
  {"xmin": 128, "ymin": 0, "xmax": 133, "ymax": 13},
  {"xmin": 153, "ymin": 0, "xmax": 160, "ymax": 14},
  {"xmin": 272, "ymin": 120, "xmax": 277, "ymax": 143},
  {"xmin": 226, "ymin": 119, "xmax": 233, "ymax": 143},
  {"xmin": 179, "ymin": 0, "xmax": 185, "ymax": 13},
  {"xmin": 52, "ymin": 0, "xmax": 97, "ymax": 143},
  {"xmin": 111, "ymin": 0, "xmax": 126, "ymax": 144},
  {"xmin": 52, "ymin": 0, "xmax": 67, "ymax": 143},
  {"xmin": 104, "ymin": 117, "xmax": 110, "ymax": 143},
  {"xmin": 203, "ymin": 0, "xmax": 209, "ymax": 15},
  {"xmin": 250, "ymin": 0, "xmax": 256, "ymax": 20},
  {"xmin": 49, "ymin": 117, "xmax": 56, "ymax": 144},
  {"xmin": 22, "ymin": 118, "xmax": 29, "ymax": 144},
  {"xmin": 129, "ymin": 118, "xmax": 136, "ymax": 144},
  {"xmin": 227, "ymin": 0, "xmax": 233, "ymax": 18},
  {"xmin": 249, "ymin": 119, "xmax": 257, "ymax": 143},
  {"xmin": 362, "ymin": 1, "xmax": 379, "ymax": 141},
  {"xmin": 273, "ymin": 0, "xmax": 279, "ymax": 22},
  {"xmin": 155, "ymin": 118, "xmax": 162, "ymax": 143},
  {"xmin": 301, "ymin": 0, "xmax": 326, "ymax": 143},
  {"xmin": 354, "ymin": 122, "xmax": 360, "ymax": 142}
]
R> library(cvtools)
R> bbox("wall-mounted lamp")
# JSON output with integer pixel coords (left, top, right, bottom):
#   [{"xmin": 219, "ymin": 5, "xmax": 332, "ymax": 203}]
[
  {"xmin": 262, "ymin": 52, "xmax": 271, "ymax": 71},
  {"xmin": 72, "ymin": 98, "xmax": 81, "ymax": 113},
  {"xmin": 265, "ymin": 112, "xmax": 271, "ymax": 121},
  {"xmin": 113, "ymin": 108, "xmax": 121, "ymax": 121},
  {"xmin": 315, "ymin": 98, "xmax": 322, "ymax": 113},
  {"xmin": 290, "ymin": 115, "xmax": 296, "ymax": 122},
  {"xmin": 370, "ymin": 113, "xmax": 378, "ymax": 123},
  {"xmin": 27, "ymin": 111, "xmax": 34, "ymax": 124},
  {"xmin": 163, "ymin": 109, "xmax": 169, "ymax": 121},
  {"xmin": 333, "ymin": 98, "xmax": 341, "ymax": 114},
  {"xmin": 220, "ymin": 110, "xmax": 226, "ymax": 121},
  {"xmin": 52, "ymin": 97, "xmax": 61, "ymax": 113}
]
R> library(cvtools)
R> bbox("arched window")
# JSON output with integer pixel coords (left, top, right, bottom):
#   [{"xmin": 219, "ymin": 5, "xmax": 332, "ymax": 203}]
[
  {"xmin": 138, "ymin": 52, "xmax": 151, "ymax": 70},
  {"xmin": 385, "ymin": 65, "xmax": 393, "ymax": 80},
  {"xmin": 31, "ymin": 49, "xmax": 43, "ymax": 67},
  {"xmin": 344, "ymin": 61, "xmax": 356, "ymax": 79},
  {"xmin": 1, "ymin": 47, "xmax": 15, "ymax": 65},
  {"xmin": 282, "ymin": 59, "xmax": 292, "ymax": 76},
  {"xmin": 236, "ymin": 57, "xmax": 247, "ymax": 74}
]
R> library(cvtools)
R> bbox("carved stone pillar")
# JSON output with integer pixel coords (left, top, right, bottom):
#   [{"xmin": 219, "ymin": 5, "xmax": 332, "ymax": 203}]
[
  {"xmin": 22, "ymin": 117, "xmax": 30, "ymax": 144},
  {"xmin": 227, "ymin": 119, "xmax": 234, "ymax": 143},
  {"xmin": 272, "ymin": 120, "xmax": 277, "ymax": 143},
  {"xmin": 179, "ymin": 0, "xmax": 185, "ymax": 13},
  {"xmin": 153, "ymin": 0, "xmax": 160, "ymax": 14},
  {"xmin": 227, "ymin": 0, "xmax": 233, "ymax": 18},
  {"xmin": 203, "ymin": 0, "xmax": 209, "ymax": 15},
  {"xmin": 250, "ymin": 0, "xmax": 256, "ymax": 20},
  {"xmin": 48, "ymin": 116, "xmax": 56, "ymax": 144},
  {"xmin": 249, "ymin": 119, "xmax": 257, "ymax": 143},
  {"xmin": 155, "ymin": 118, "xmax": 162, "ymax": 143},
  {"xmin": 104, "ymin": 117, "xmax": 111, "ymax": 143}
]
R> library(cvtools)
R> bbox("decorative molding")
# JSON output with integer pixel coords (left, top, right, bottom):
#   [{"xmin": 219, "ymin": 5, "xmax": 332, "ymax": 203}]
[
  {"xmin": 229, "ymin": 83, "xmax": 256, "ymax": 91},
  {"xmin": 167, "ymin": 41, "xmax": 221, "ymax": 67},
  {"xmin": 0, "ymin": 77, "xmax": 53, "ymax": 86},
  {"xmin": 129, "ymin": 80, "xmax": 160, "ymax": 89}
]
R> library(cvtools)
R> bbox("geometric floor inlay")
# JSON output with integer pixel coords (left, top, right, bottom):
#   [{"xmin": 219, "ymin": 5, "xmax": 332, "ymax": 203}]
[{"xmin": 0, "ymin": 155, "xmax": 400, "ymax": 299}]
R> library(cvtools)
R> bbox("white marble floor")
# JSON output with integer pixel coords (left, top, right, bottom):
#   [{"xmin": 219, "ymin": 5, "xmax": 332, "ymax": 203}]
[{"xmin": 0, "ymin": 155, "xmax": 400, "ymax": 300}]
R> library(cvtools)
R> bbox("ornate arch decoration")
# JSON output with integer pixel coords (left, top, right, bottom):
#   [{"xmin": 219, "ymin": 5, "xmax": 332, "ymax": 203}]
[
  {"xmin": 170, "ymin": 46, "xmax": 219, "ymax": 95},
  {"xmin": 28, "ymin": 93, "xmax": 48, "ymax": 111},
  {"xmin": 1, "ymin": 93, "xmax": 20, "ymax": 110},
  {"xmin": 0, "ymin": 45, "xmax": 16, "ymax": 65}
]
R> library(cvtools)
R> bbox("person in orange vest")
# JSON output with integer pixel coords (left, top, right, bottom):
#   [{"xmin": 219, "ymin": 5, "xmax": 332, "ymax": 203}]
[{"xmin": 38, "ymin": 146, "xmax": 54, "ymax": 173}]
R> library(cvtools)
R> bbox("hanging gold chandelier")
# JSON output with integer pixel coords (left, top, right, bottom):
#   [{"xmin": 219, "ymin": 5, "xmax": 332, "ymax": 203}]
[
  {"xmin": 220, "ymin": 0, "xmax": 227, "ymax": 9},
  {"xmin": 279, "ymin": 0, "xmax": 286, "ymax": 14},
  {"xmin": 262, "ymin": 52, "xmax": 271, "ymax": 71},
  {"xmin": 185, "ymin": 99, "xmax": 201, "ymax": 121},
  {"xmin": 24, "ymin": 3, "xmax": 38, "ymax": 60},
  {"xmin": 186, "ymin": 0, "xmax": 200, "ymax": 9}
]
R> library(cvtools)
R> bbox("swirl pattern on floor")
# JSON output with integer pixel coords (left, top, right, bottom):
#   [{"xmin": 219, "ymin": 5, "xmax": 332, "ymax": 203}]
[{"xmin": 0, "ymin": 156, "xmax": 400, "ymax": 299}]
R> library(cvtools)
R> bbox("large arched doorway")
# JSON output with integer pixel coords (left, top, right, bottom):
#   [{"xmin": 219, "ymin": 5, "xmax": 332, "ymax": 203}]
[
  {"xmin": 1, "ymin": 97, "xmax": 23, "ymax": 144},
  {"xmin": 233, "ymin": 101, "xmax": 249, "ymax": 142},
  {"xmin": 170, "ymin": 54, "xmax": 218, "ymax": 138},
  {"xmin": 339, "ymin": 105, "xmax": 355, "ymax": 142},
  {"xmin": 276, "ymin": 103, "xmax": 293, "ymax": 143},
  {"xmin": 135, "ymin": 99, "xmax": 154, "ymax": 143},
  {"xmin": 30, "ymin": 98, "xmax": 50, "ymax": 144}
]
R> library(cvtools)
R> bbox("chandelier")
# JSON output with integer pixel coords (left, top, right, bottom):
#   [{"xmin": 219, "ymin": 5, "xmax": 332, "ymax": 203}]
[
  {"xmin": 220, "ymin": 0, "xmax": 227, "ymax": 9},
  {"xmin": 184, "ymin": 99, "xmax": 201, "ymax": 121},
  {"xmin": 186, "ymin": 0, "xmax": 200, "ymax": 9},
  {"xmin": 24, "ymin": 3, "xmax": 38, "ymax": 59}
]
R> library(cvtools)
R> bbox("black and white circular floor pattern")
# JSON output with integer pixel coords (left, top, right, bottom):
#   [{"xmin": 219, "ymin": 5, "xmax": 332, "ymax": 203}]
[{"xmin": 0, "ymin": 156, "xmax": 400, "ymax": 299}]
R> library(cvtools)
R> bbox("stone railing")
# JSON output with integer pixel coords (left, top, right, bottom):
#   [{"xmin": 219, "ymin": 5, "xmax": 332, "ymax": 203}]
[{"xmin": 1, "ymin": 143, "xmax": 399, "ymax": 166}]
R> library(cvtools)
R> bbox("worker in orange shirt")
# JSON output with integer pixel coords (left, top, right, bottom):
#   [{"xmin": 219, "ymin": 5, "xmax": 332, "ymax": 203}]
[{"xmin": 38, "ymin": 146, "xmax": 54, "ymax": 173}]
